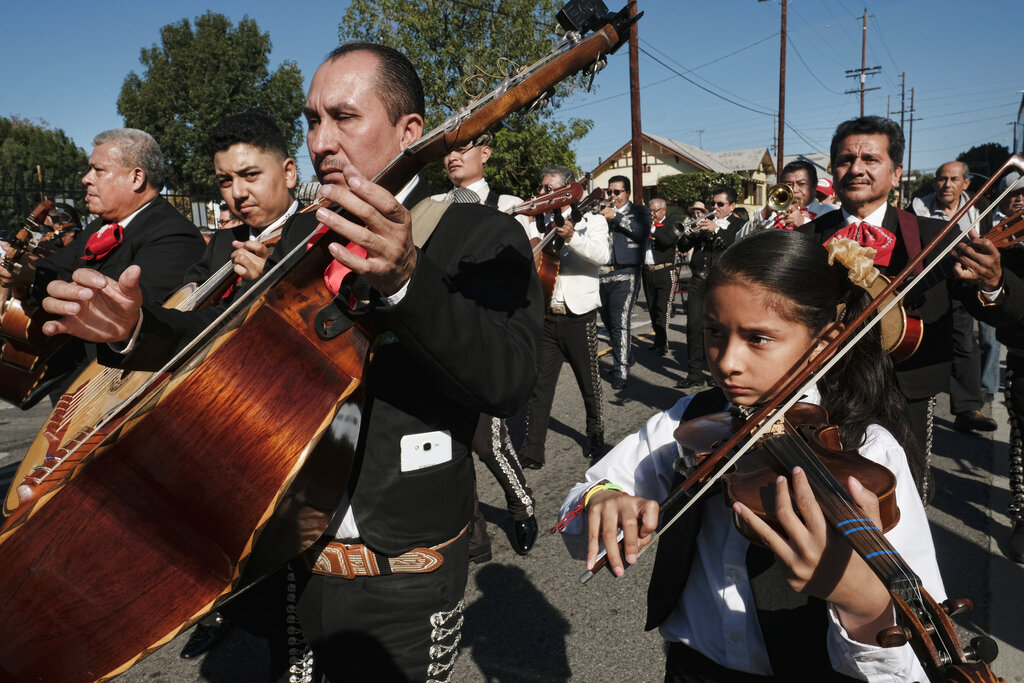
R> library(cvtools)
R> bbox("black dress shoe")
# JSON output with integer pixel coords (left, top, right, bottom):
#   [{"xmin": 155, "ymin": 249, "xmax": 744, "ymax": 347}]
[
  {"xmin": 649, "ymin": 344, "xmax": 666, "ymax": 356},
  {"xmin": 1008, "ymin": 520, "xmax": 1024, "ymax": 563},
  {"xmin": 469, "ymin": 546, "xmax": 492, "ymax": 564},
  {"xmin": 674, "ymin": 376, "xmax": 704, "ymax": 390},
  {"xmin": 180, "ymin": 612, "xmax": 229, "ymax": 659},
  {"xmin": 953, "ymin": 409, "xmax": 998, "ymax": 433},
  {"xmin": 586, "ymin": 431, "xmax": 606, "ymax": 459},
  {"xmin": 512, "ymin": 516, "xmax": 538, "ymax": 555},
  {"xmin": 610, "ymin": 376, "xmax": 627, "ymax": 391},
  {"xmin": 521, "ymin": 458, "xmax": 544, "ymax": 470}
]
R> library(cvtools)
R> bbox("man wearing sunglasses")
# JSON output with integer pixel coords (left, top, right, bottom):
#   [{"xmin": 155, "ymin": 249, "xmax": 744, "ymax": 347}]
[
  {"xmin": 598, "ymin": 175, "xmax": 649, "ymax": 390},
  {"xmin": 675, "ymin": 186, "xmax": 743, "ymax": 389}
]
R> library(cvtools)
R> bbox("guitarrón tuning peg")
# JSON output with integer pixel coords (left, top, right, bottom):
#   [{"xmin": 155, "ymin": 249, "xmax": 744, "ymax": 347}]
[
  {"xmin": 965, "ymin": 636, "xmax": 999, "ymax": 664},
  {"xmin": 940, "ymin": 597, "xmax": 972, "ymax": 616},
  {"xmin": 876, "ymin": 625, "xmax": 911, "ymax": 648}
]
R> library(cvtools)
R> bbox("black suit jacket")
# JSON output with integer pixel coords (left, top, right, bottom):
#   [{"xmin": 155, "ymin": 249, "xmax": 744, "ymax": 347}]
[
  {"xmin": 106, "ymin": 181, "xmax": 542, "ymax": 555},
  {"xmin": 28, "ymin": 195, "xmax": 205, "ymax": 383},
  {"xmin": 607, "ymin": 202, "xmax": 651, "ymax": 267},
  {"xmin": 678, "ymin": 215, "xmax": 743, "ymax": 278},
  {"xmin": 32, "ymin": 195, "xmax": 206, "ymax": 306},
  {"xmin": 181, "ymin": 224, "xmax": 253, "ymax": 286},
  {"xmin": 799, "ymin": 205, "xmax": 1019, "ymax": 399},
  {"xmin": 647, "ymin": 221, "xmax": 682, "ymax": 266}
]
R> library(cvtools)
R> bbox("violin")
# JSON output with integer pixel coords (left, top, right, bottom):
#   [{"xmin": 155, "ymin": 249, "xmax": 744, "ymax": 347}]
[
  {"xmin": 673, "ymin": 402, "xmax": 900, "ymax": 538},
  {"xmin": 576, "ymin": 157, "xmax": 1024, "ymax": 680},
  {"xmin": 671, "ymin": 402, "xmax": 1003, "ymax": 682}
]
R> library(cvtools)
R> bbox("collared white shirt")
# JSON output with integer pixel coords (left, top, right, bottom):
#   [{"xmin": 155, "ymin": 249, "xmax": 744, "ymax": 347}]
[
  {"xmin": 842, "ymin": 202, "xmax": 890, "ymax": 229},
  {"xmin": 910, "ymin": 192, "xmax": 978, "ymax": 233},
  {"xmin": 558, "ymin": 386, "xmax": 945, "ymax": 681}
]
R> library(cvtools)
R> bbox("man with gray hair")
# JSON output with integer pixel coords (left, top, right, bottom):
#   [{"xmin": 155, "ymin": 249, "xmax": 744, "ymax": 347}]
[
  {"xmin": 520, "ymin": 164, "xmax": 610, "ymax": 467},
  {"xmin": 641, "ymin": 197, "xmax": 678, "ymax": 355},
  {"xmin": 911, "ymin": 160, "xmax": 998, "ymax": 433},
  {"xmin": 0, "ymin": 127, "xmax": 204, "ymax": 403}
]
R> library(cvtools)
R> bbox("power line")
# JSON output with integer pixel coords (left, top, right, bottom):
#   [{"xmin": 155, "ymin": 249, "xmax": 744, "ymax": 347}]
[
  {"xmin": 637, "ymin": 46, "xmax": 774, "ymax": 117},
  {"xmin": 787, "ymin": 37, "xmax": 843, "ymax": 95}
]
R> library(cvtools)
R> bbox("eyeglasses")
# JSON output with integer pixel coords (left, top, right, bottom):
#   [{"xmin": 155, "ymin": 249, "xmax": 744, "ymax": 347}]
[
  {"xmin": 537, "ymin": 184, "xmax": 563, "ymax": 194},
  {"xmin": 606, "ymin": 189, "xmax": 625, "ymax": 196},
  {"xmin": 713, "ymin": 201, "xmax": 729, "ymax": 207}
]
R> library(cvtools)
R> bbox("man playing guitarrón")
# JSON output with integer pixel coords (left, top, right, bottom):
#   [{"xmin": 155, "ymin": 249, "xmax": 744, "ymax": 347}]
[{"xmin": 40, "ymin": 42, "xmax": 542, "ymax": 682}]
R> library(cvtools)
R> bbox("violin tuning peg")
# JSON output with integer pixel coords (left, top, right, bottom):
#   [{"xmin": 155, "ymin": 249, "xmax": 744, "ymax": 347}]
[
  {"xmin": 877, "ymin": 625, "xmax": 911, "ymax": 648},
  {"xmin": 940, "ymin": 598, "xmax": 973, "ymax": 616},
  {"xmin": 965, "ymin": 636, "xmax": 999, "ymax": 664}
]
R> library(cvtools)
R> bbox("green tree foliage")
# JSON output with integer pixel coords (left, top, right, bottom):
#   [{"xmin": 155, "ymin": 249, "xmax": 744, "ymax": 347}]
[
  {"xmin": 0, "ymin": 116, "xmax": 88, "ymax": 230},
  {"xmin": 957, "ymin": 143, "xmax": 1010, "ymax": 179},
  {"xmin": 906, "ymin": 171, "xmax": 934, "ymax": 202},
  {"xmin": 117, "ymin": 12, "xmax": 305, "ymax": 199},
  {"xmin": 339, "ymin": 0, "xmax": 594, "ymax": 197},
  {"xmin": 656, "ymin": 172, "xmax": 743, "ymax": 211}
]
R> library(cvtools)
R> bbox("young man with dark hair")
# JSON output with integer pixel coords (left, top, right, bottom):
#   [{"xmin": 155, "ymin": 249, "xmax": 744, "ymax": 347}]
[
  {"xmin": 181, "ymin": 111, "xmax": 300, "ymax": 287},
  {"xmin": 41, "ymin": 43, "xmax": 541, "ymax": 682},
  {"xmin": 598, "ymin": 174, "xmax": 648, "ymax": 390}
]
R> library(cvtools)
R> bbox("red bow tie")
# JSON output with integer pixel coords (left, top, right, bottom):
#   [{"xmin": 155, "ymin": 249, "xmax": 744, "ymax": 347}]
[
  {"xmin": 828, "ymin": 221, "xmax": 896, "ymax": 266},
  {"xmin": 80, "ymin": 223, "xmax": 123, "ymax": 261}
]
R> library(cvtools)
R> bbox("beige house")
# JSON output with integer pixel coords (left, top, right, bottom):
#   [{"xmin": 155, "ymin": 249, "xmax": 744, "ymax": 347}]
[{"xmin": 588, "ymin": 133, "xmax": 778, "ymax": 212}]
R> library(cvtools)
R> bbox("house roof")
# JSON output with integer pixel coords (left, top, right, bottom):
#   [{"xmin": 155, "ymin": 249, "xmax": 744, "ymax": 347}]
[
  {"xmin": 714, "ymin": 147, "xmax": 774, "ymax": 174},
  {"xmin": 644, "ymin": 133, "xmax": 730, "ymax": 173},
  {"xmin": 590, "ymin": 133, "xmax": 777, "ymax": 177}
]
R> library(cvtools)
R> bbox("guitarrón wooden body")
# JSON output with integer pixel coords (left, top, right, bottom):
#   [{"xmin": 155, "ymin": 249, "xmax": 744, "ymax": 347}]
[{"xmin": 0, "ymin": 270, "xmax": 369, "ymax": 682}]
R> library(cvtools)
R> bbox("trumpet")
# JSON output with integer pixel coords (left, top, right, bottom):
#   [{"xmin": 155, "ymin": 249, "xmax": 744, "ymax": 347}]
[
  {"xmin": 761, "ymin": 183, "xmax": 795, "ymax": 225},
  {"xmin": 672, "ymin": 212, "xmax": 710, "ymax": 236}
]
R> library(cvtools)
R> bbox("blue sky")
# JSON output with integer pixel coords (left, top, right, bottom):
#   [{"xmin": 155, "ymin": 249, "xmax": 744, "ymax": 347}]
[{"xmin": 2, "ymin": 0, "xmax": 1021, "ymax": 187}]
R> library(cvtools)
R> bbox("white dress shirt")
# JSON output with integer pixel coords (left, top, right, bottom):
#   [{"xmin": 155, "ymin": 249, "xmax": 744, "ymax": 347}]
[{"xmin": 559, "ymin": 386, "xmax": 945, "ymax": 681}]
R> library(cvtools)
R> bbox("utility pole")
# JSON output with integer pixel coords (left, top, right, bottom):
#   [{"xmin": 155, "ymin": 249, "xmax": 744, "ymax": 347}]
[
  {"xmin": 628, "ymin": 1, "xmax": 644, "ymax": 204},
  {"xmin": 1011, "ymin": 121, "xmax": 1020, "ymax": 155},
  {"xmin": 895, "ymin": 72, "xmax": 907, "ymax": 205},
  {"xmin": 845, "ymin": 9, "xmax": 881, "ymax": 116},
  {"xmin": 906, "ymin": 87, "xmax": 918, "ymax": 202},
  {"xmin": 760, "ymin": 0, "xmax": 786, "ymax": 177}
]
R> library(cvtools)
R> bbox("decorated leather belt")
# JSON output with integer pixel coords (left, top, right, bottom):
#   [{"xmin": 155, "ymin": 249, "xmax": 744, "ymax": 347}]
[
  {"xmin": 307, "ymin": 525, "xmax": 468, "ymax": 580},
  {"xmin": 642, "ymin": 263, "xmax": 672, "ymax": 271},
  {"xmin": 599, "ymin": 264, "xmax": 636, "ymax": 274}
]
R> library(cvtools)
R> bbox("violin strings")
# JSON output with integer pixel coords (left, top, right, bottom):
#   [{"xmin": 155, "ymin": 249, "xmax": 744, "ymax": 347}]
[{"xmin": 774, "ymin": 423, "xmax": 954, "ymax": 662}]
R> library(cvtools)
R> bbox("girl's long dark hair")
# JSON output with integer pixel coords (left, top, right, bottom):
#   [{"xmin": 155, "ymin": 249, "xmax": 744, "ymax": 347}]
[{"xmin": 705, "ymin": 229, "xmax": 926, "ymax": 492}]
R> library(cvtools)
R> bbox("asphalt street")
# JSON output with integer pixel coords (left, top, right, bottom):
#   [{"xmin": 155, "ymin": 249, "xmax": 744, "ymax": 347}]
[{"xmin": 1, "ymin": 294, "xmax": 1022, "ymax": 682}]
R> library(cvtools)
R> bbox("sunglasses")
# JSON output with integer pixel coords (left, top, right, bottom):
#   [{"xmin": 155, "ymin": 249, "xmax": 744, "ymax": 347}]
[
  {"xmin": 713, "ymin": 201, "xmax": 729, "ymax": 207},
  {"xmin": 606, "ymin": 189, "xmax": 625, "ymax": 196},
  {"xmin": 537, "ymin": 184, "xmax": 563, "ymax": 194}
]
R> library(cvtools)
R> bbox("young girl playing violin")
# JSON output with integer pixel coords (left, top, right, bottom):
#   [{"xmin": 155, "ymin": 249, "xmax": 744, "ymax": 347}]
[{"xmin": 558, "ymin": 229, "xmax": 945, "ymax": 681}]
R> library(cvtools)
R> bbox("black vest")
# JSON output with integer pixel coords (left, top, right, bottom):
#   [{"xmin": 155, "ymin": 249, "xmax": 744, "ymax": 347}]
[{"xmin": 645, "ymin": 388, "xmax": 859, "ymax": 680}]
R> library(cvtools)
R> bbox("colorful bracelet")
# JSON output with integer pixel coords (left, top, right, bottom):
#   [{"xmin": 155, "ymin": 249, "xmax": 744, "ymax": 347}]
[{"xmin": 583, "ymin": 482, "xmax": 625, "ymax": 509}]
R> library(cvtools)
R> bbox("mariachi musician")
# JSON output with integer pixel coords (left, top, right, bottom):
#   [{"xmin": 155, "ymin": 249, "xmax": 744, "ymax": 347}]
[
  {"xmin": 798, "ymin": 116, "xmax": 1021, "ymax": 504},
  {"xmin": 520, "ymin": 164, "xmax": 610, "ymax": 468},
  {"xmin": 0, "ymin": 128, "xmax": 204, "ymax": 404},
  {"xmin": 431, "ymin": 131, "xmax": 539, "ymax": 562},
  {"xmin": 39, "ymin": 43, "xmax": 542, "ymax": 682}
]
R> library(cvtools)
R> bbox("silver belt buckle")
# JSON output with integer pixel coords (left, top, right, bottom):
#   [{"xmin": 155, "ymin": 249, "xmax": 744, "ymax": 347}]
[{"xmin": 549, "ymin": 303, "xmax": 567, "ymax": 315}]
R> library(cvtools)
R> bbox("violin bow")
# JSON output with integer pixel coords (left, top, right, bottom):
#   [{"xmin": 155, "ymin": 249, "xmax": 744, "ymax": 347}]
[{"xmin": 582, "ymin": 154, "xmax": 1024, "ymax": 583}]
